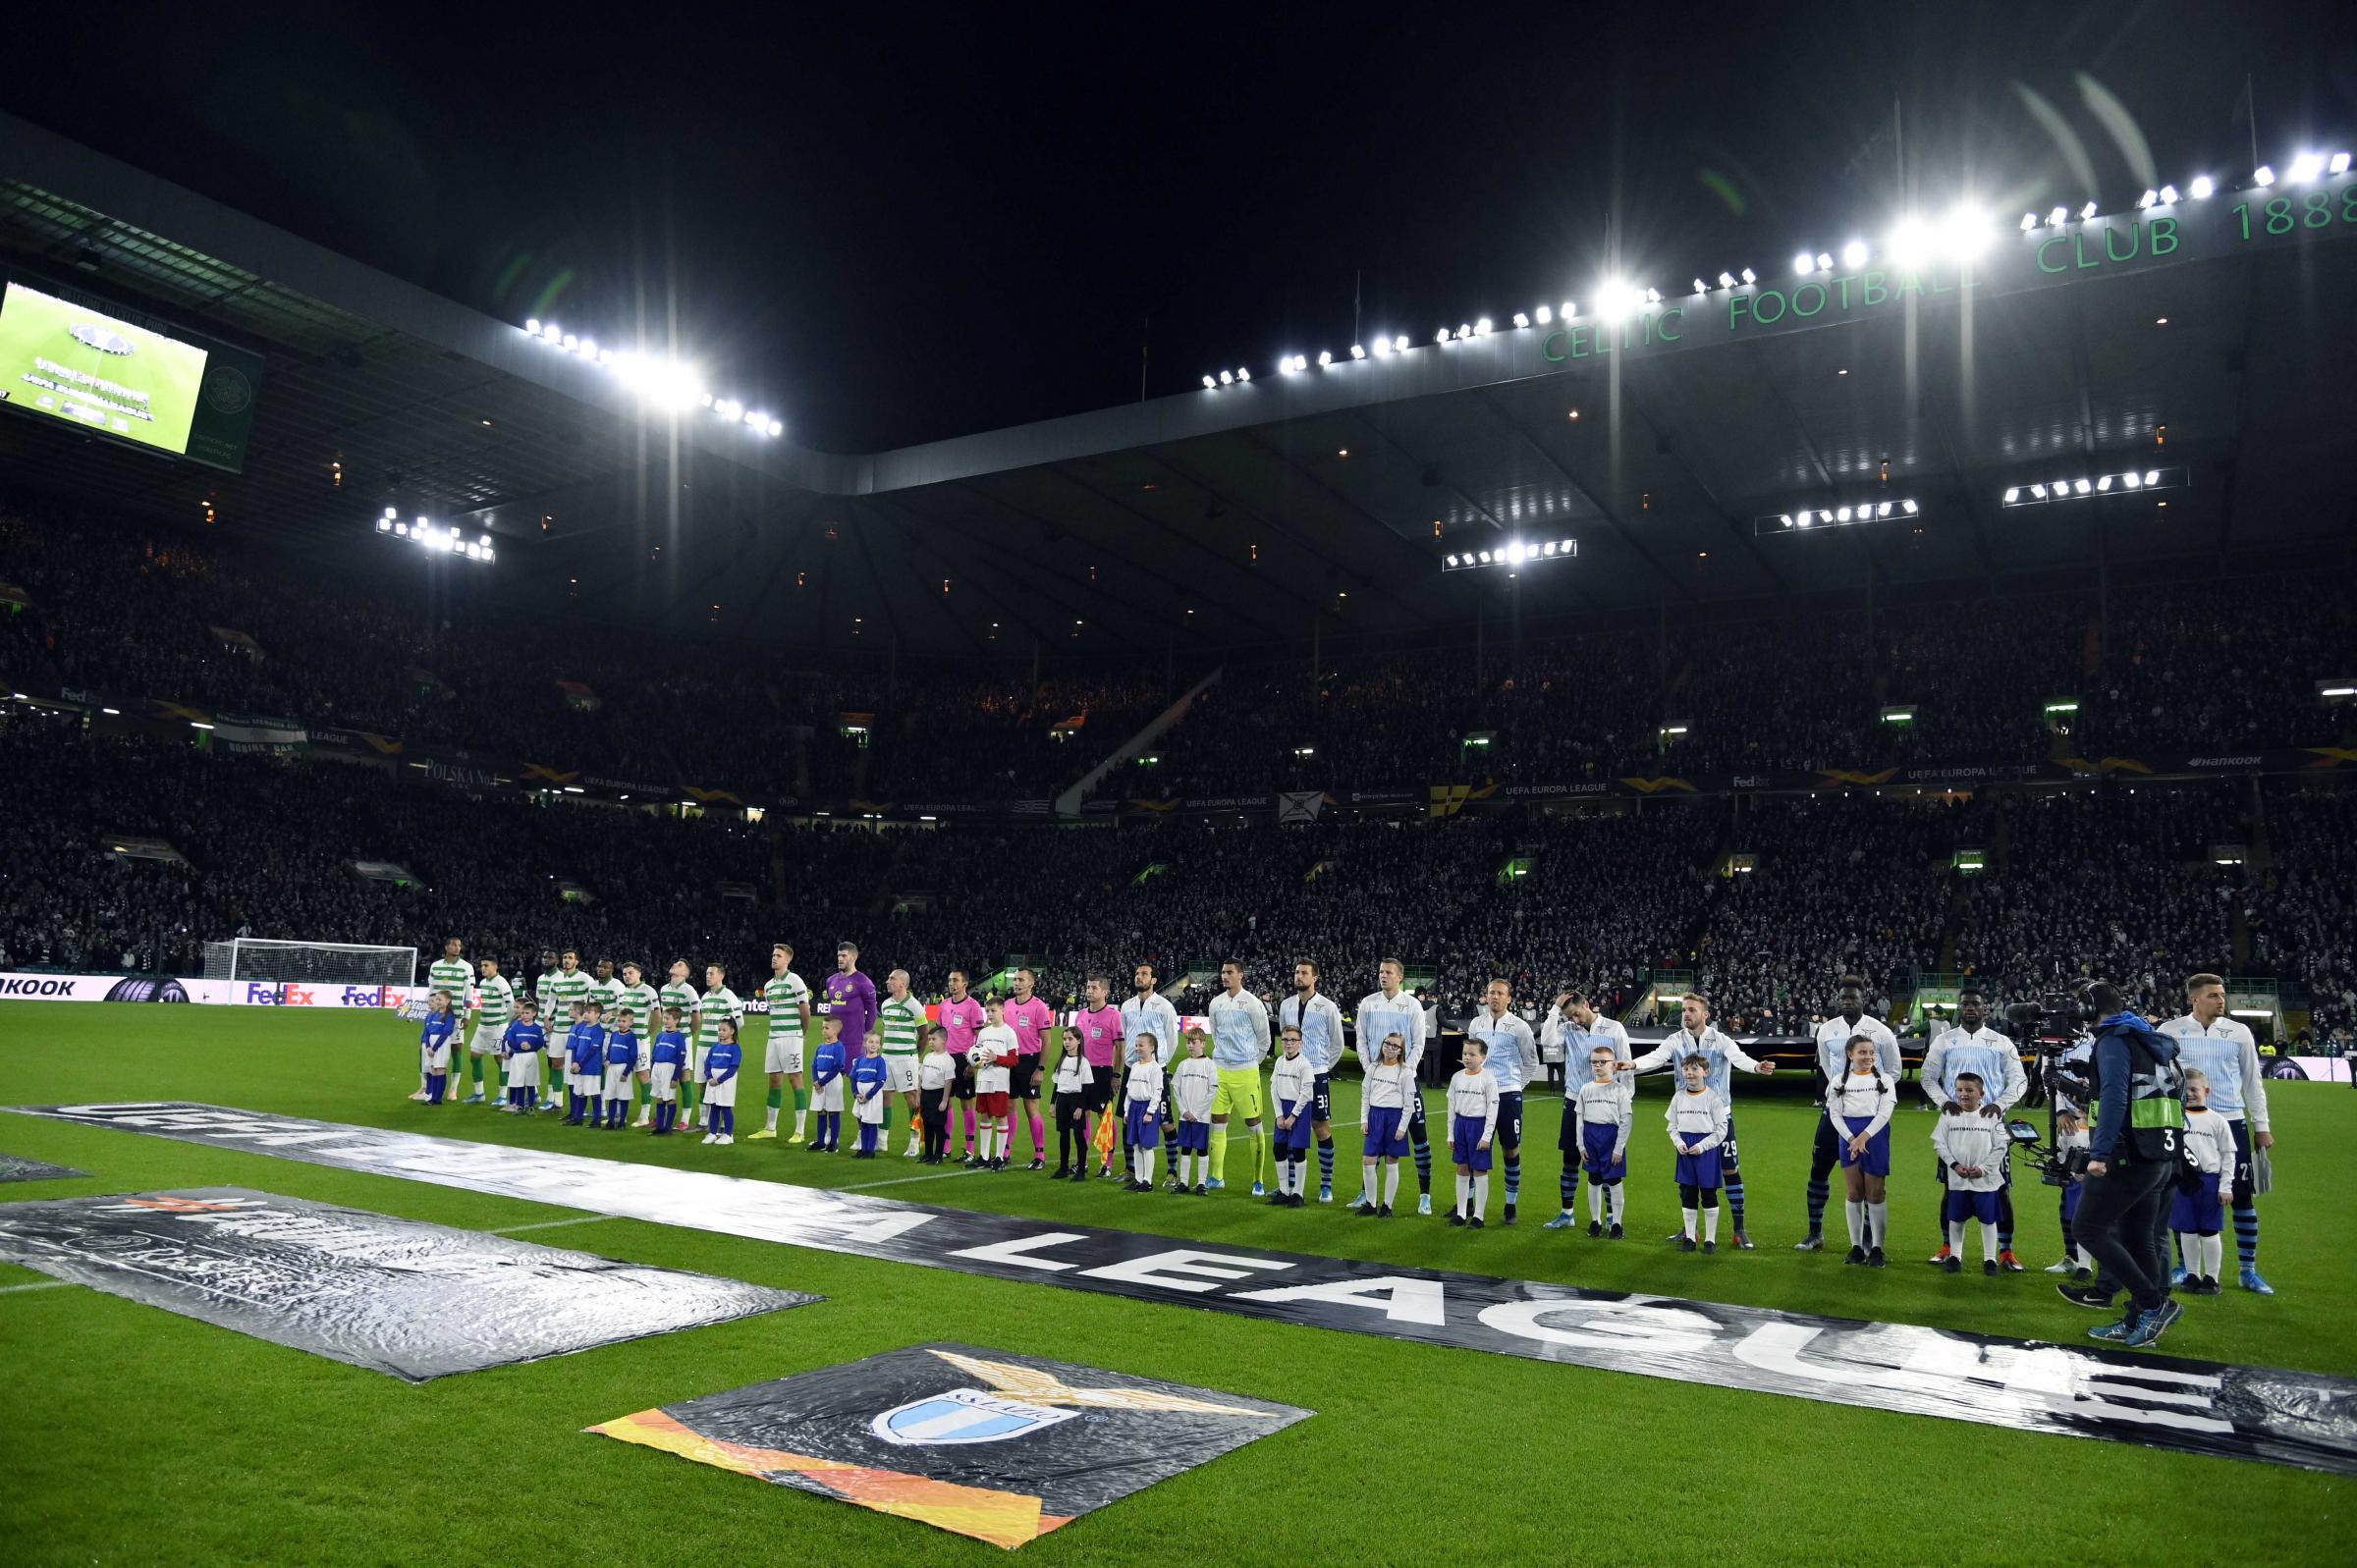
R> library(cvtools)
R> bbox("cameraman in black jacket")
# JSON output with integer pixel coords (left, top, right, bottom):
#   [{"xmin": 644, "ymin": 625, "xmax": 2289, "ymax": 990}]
[{"xmin": 2056, "ymin": 982, "xmax": 2188, "ymax": 1348}]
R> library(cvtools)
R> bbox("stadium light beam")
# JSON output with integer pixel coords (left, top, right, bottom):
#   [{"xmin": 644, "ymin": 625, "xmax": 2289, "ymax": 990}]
[{"xmin": 1442, "ymin": 538, "xmax": 1577, "ymax": 573}]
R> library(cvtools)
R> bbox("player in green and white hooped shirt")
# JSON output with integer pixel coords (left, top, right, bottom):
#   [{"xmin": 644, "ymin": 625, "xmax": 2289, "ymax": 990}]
[
  {"xmin": 658, "ymin": 959, "xmax": 701, "ymax": 1119},
  {"xmin": 751, "ymin": 944, "xmax": 815, "ymax": 1142},
  {"xmin": 614, "ymin": 961, "xmax": 660, "ymax": 1124},
  {"xmin": 691, "ymin": 963, "xmax": 742, "ymax": 1114},
  {"xmin": 539, "ymin": 949, "xmax": 592, "ymax": 1112},
  {"xmin": 878, "ymin": 968, "xmax": 929, "ymax": 1159},
  {"xmin": 591, "ymin": 958, "xmax": 624, "ymax": 1021},
  {"xmin": 421, "ymin": 939, "xmax": 474, "ymax": 1102},
  {"xmin": 465, "ymin": 954, "xmax": 517, "ymax": 1104}
]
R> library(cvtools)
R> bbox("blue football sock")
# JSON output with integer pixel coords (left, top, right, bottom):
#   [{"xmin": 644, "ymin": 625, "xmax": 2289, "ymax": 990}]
[
  {"xmin": 1560, "ymin": 1164, "xmax": 1577, "ymax": 1208},
  {"xmin": 1727, "ymin": 1176, "xmax": 1747, "ymax": 1231},
  {"xmin": 1504, "ymin": 1153, "xmax": 1520, "ymax": 1205},
  {"xmin": 2233, "ymin": 1203, "xmax": 2259, "ymax": 1267},
  {"xmin": 1805, "ymin": 1176, "xmax": 1830, "ymax": 1232}
]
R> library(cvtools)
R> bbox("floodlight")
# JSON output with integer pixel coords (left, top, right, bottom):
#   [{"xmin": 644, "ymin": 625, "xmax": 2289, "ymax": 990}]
[
  {"xmin": 1778, "ymin": 513, "xmax": 1793, "ymax": 526},
  {"xmin": 1888, "ymin": 218, "xmax": 1930, "ymax": 268},
  {"xmin": 562, "ymin": 333, "xmax": 577, "ymax": 350},
  {"xmin": 2079, "ymin": 200, "xmax": 2098, "ymax": 220},
  {"xmin": 1446, "ymin": 555, "xmax": 1458, "ymax": 567},
  {"xmin": 1535, "ymin": 304, "xmax": 1552, "ymax": 323},
  {"xmin": 1840, "ymin": 239, "xmax": 1868, "ymax": 268},
  {"xmin": 1371, "ymin": 338, "xmax": 1391, "ymax": 357},
  {"xmin": 1318, "ymin": 350, "xmax": 1333, "ymax": 366},
  {"xmin": 2050, "ymin": 205, "xmax": 2069, "ymax": 226},
  {"xmin": 1394, "ymin": 335, "xmax": 1408, "ymax": 351},
  {"xmin": 1717, "ymin": 271, "xmax": 1734, "ymax": 289},
  {"xmin": 2096, "ymin": 474, "xmax": 2112, "ymax": 491},
  {"xmin": 1814, "ymin": 252, "xmax": 1833, "ymax": 272},
  {"xmin": 768, "ymin": 419, "xmax": 784, "ymax": 436},
  {"xmin": 524, "ymin": 317, "xmax": 541, "ymax": 334},
  {"xmin": 1349, "ymin": 344, "xmax": 1365, "ymax": 358},
  {"xmin": 1900, "ymin": 500, "xmax": 1919, "ymax": 515},
  {"xmin": 743, "ymin": 408, "xmax": 767, "ymax": 428},
  {"xmin": 2159, "ymin": 184, "xmax": 2178, "ymax": 203},
  {"xmin": 1738, "ymin": 268, "xmax": 1755, "ymax": 285},
  {"xmin": 1437, "ymin": 328, "xmax": 1452, "ymax": 344},
  {"xmin": 383, "ymin": 506, "xmax": 397, "ymax": 519},
  {"xmin": 1512, "ymin": 312, "xmax": 1531, "ymax": 328},
  {"xmin": 1235, "ymin": 367, "xmax": 1249, "ymax": 381},
  {"xmin": 1943, "ymin": 205, "xmax": 1993, "ymax": 259},
  {"xmin": 2074, "ymin": 478, "xmax": 2093, "ymax": 495},
  {"xmin": 1643, "ymin": 287, "xmax": 1661, "ymax": 304},
  {"xmin": 375, "ymin": 517, "xmax": 390, "ymax": 533},
  {"xmin": 1560, "ymin": 301, "xmax": 1575, "ymax": 319},
  {"xmin": 1876, "ymin": 501, "xmax": 1892, "ymax": 518},
  {"xmin": 393, "ymin": 522, "xmax": 408, "ymax": 537},
  {"xmin": 1793, "ymin": 250, "xmax": 1814, "ymax": 276},
  {"xmin": 2332, "ymin": 152, "xmax": 2352, "ymax": 175},
  {"xmin": 541, "ymin": 322, "xmax": 563, "ymax": 342},
  {"xmin": 2121, "ymin": 470, "xmax": 2141, "ymax": 488},
  {"xmin": 2287, "ymin": 152, "xmax": 2325, "ymax": 183},
  {"xmin": 1203, "ymin": 374, "xmax": 1218, "ymax": 389},
  {"xmin": 578, "ymin": 337, "xmax": 597, "ymax": 358},
  {"xmin": 1474, "ymin": 318, "xmax": 1493, "ymax": 336},
  {"xmin": 1836, "ymin": 506, "xmax": 1852, "ymax": 522},
  {"xmin": 2002, "ymin": 487, "xmax": 2019, "ymax": 504},
  {"xmin": 2020, "ymin": 212, "xmax": 2040, "ymax": 231},
  {"xmin": 2029, "ymin": 484, "xmax": 2047, "ymax": 500},
  {"xmin": 2143, "ymin": 469, "xmax": 2159, "ymax": 485},
  {"xmin": 1478, "ymin": 550, "xmax": 1493, "ymax": 563},
  {"xmin": 2189, "ymin": 175, "xmax": 2214, "ymax": 198},
  {"xmin": 2252, "ymin": 165, "xmax": 2275, "ymax": 187},
  {"xmin": 1220, "ymin": 370, "xmax": 1233, "ymax": 384}
]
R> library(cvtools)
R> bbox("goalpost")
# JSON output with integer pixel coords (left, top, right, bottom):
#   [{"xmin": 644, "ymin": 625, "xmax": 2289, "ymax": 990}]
[{"xmin": 201, "ymin": 938, "xmax": 421, "ymax": 991}]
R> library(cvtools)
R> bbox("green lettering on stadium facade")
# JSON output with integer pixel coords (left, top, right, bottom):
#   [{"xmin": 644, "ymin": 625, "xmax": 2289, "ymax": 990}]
[{"xmin": 1524, "ymin": 179, "xmax": 2351, "ymax": 379}]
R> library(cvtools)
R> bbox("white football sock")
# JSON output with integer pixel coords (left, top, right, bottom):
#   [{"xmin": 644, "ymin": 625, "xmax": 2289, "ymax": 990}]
[
  {"xmin": 1868, "ymin": 1202, "xmax": 1888, "ymax": 1248},
  {"xmin": 1471, "ymin": 1179, "xmax": 1488, "ymax": 1220},
  {"xmin": 1848, "ymin": 1201, "xmax": 1867, "ymax": 1247},
  {"xmin": 1610, "ymin": 1185, "xmax": 1625, "ymax": 1223},
  {"xmin": 1454, "ymin": 1173, "xmax": 1470, "ymax": 1216},
  {"xmin": 764, "ymin": 1105, "xmax": 780, "ymax": 1132},
  {"xmin": 1948, "ymin": 1219, "xmax": 1966, "ymax": 1254},
  {"xmin": 1383, "ymin": 1164, "xmax": 1399, "ymax": 1207},
  {"xmin": 1982, "ymin": 1225, "xmax": 2000, "ymax": 1264},
  {"xmin": 1682, "ymin": 1207, "xmax": 1699, "ymax": 1240},
  {"xmin": 1703, "ymin": 1205, "xmax": 1720, "ymax": 1243}
]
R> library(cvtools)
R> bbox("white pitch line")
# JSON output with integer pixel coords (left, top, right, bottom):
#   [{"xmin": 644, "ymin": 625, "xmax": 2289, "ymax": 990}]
[
  {"xmin": 488, "ymin": 1215, "xmax": 617, "ymax": 1235},
  {"xmin": 0, "ymin": 1280, "xmax": 71, "ymax": 1295}
]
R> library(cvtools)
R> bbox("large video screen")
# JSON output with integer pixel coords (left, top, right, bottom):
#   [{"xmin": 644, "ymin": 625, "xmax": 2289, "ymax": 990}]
[{"xmin": 0, "ymin": 280, "xmax": 210, "ymax": 457}]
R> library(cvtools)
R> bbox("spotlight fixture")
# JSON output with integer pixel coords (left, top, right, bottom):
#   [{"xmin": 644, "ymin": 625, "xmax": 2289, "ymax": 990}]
[
  {"xmin": 1998, "ymin": 465, "xmax": 2189, "ymax": 507},
  {"xmin": 1442, "ymin": 538, "xmax": 1578, "ymax": 573},
  {"xmin": 1755, "ymin": 499, "xmax": 1920, "ymax": 536}
]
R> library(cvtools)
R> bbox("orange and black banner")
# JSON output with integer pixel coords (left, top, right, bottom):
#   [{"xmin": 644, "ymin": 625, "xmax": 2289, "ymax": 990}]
[{"xmin": 592, "ymin": 1344, "xmax": 1309, "ymax": 1548}]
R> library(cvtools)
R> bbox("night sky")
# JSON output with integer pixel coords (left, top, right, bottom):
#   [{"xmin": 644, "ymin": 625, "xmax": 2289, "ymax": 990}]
[{"xmin": 8, "ymin": 2, "xmax": 2354, "ymax": 453}]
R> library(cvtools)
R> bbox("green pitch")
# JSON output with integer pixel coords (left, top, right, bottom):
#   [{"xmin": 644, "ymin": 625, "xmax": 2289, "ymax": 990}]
[
  {"xmin": 1, "ymin": 1001, "xmax": 2351, "ymax": 1567},
  {"xmin": 0, "ymin": 281, "xmax": 208, "ymax": 455}
]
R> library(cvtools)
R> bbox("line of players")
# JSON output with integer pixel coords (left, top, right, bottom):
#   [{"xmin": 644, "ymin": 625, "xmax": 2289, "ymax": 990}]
[{"xmin": 411, "ymin": 940, "xmax": 2279, "ymax": 1292}]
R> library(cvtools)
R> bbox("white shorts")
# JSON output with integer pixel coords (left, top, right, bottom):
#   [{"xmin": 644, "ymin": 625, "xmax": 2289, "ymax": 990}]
[
  {"xmin": 470, "ymin": 1022, "xmax": 507, "ymax": 1056},
  {"xmin": 504, "ymin": 1054, "xmax": 540, "ymax": 1088},
  {"xmin": 690, "ymin": 1044, "xmax": 709, "ymax": 1079},
  {"xmin": 603, "ymin": 1064, "xmax": 635, "ymax": 1098},
  {"xmin": 854, "ymin": 1093, "xmax": 885, "ymax": 1125},
  {"xmin": 421, "ymin": 1043, "xmax": 451, "ymax": 1074},
  {"xmin": 765, "ymin": 1035, "xmax": 805, "ymax": 1075},
  {"xmin": 650, "ymin": 1061, "xmax": 678, "ymax": 1102},
  {"xmin": 704, "ymin": 1076, "xmax": 739, "ymax": 1108},
  {"xmin": 815, "ymin": 1079, "xmax": 844, "ymax": 1113},
  {"xmin": 547, "ymin": 1043, "xmax": 570, "ymax": 1070},
  {"xmin": 885, "ymin": 1054, "xmax": 918, "ymax": 1093}
]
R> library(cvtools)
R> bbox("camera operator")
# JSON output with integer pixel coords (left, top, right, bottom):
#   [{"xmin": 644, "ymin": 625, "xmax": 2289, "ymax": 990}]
[{"xmin": 2057, "ymin": 982, "xmax": 2188, "ymax": 1348}]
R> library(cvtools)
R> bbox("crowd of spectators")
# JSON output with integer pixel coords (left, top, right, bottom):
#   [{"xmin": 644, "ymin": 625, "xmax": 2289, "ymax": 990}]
[
  {"xmin": 0, "ymin": 502, "xmax": 1171, "ymax": 805},
  {"xmin": 2247, "ymin": 786, "xmax": 2357, "ymax": 1044},
  {"xmin": 11, "ymin": 497, "xmax": 2353, "ymax": 819}
]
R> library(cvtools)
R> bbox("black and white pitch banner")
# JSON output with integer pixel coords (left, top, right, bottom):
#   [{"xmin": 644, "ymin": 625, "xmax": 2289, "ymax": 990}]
[
  {"xmin": 0, "ymin": 1184, "xmax": 816, "ymax": 1380},
  {"xmin": 0, "ymin": 1152, "xmax": 87, "ymax": 1182},
  {"xmin": 15, "ymin": 1104, "xmax": 2357, "ymax": 1475},
  {"xmin": 592, "ymin": 1343, "xmax": 1310, "ymax": 1550}
]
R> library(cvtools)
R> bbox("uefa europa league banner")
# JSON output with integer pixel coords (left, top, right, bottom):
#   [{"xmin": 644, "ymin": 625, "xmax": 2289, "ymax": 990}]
[
  {"xmin": 0, "ymin": 1186, "xmax": 816, "ymax": 1379},
  {"xmin": 14, "ymin": 1103, "xmax": 2357, "ymax": 1477},
  {"xmin": 592, "ymin": 1344, "xmax": 1309, "ymax": 1549}
]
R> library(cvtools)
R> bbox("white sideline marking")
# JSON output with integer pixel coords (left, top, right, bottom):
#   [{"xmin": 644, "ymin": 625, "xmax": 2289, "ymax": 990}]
[
  {"xmin": 487, "ymin": 1215, "xmax": 616, "ymax": 1235},
  {"xmin": 0, "ymin": 1280, "xmax": 71, "ymax": 1295}
]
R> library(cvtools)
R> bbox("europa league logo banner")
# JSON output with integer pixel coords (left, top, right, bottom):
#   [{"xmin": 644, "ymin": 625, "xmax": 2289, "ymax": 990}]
[{"xmin": 590, "ymin": 1343, "xmax": 1311, "ymax": 1549}]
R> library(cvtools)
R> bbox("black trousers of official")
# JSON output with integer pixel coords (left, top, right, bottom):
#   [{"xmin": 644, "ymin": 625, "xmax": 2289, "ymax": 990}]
[{"xmin": 2077, "ymin": 1158, "xmax": 2176, "ymax": 1314}]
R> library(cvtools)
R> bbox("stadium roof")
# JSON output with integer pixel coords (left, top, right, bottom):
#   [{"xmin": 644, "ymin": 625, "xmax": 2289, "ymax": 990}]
[{"xmin": 5, "ymin": 110, "xmax": 2353, "ymax": 658}]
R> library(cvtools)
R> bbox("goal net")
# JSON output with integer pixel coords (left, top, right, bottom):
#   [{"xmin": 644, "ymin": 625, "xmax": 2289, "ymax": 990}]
[{"xmin": 202, "ymin": 938, "xmax": 420, "ymax": 991}]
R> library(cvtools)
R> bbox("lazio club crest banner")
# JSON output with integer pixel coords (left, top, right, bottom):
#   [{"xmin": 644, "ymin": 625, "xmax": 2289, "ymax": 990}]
[{"xmin": 590, "ymin": 1343, "xmax": 1310, "ymax": 1549}]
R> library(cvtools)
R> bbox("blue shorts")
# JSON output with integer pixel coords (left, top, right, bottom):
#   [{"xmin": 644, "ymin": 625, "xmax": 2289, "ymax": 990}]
[
  {"xmin": 1363, "ymin": 1106, "xmax": 1407, "ymax": 1160},
  {"xmin": 1673, "ymin": 1148, "xmax": 1723, "ymax": 1190},
  {"xmin": 1579, "ymin": 1120, "xmax": 1625, "ymax": 1181},
  {"xmin": 1311, "ymin": 1073, "xmax": 1333, "ymax": 1122},
  {"xmin": 1451, "ymin": 1113, "xmax": 1494, "ymax": 1172},
  {"xmin": 1946, "ymin": 1189, "xmax": 2001, "ymax": 1224},
  {"xmin": 1124, "ymin": 1101, "xmax": 1162, "ymax": 1146},
  {"xmin": 1176, "ymin": 1119, "xmax": 1210, "ymax": 1153},
  {"xmin": 1274, "ymin": 1097, "xmax": 1315, "ymax": 1154},
  {"xmin": 1836, "ymin": 1121, "xmax": 1891, "ymax": 1177},
  {"xmin": 2170, "ymin": 1170, "xmax": 2225, "ymax": 1233},
  {"xmin": 2062, "ymin": 1181, "xmax": 2085, "ymax": 1221}
]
